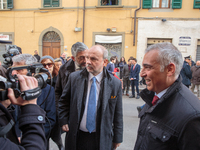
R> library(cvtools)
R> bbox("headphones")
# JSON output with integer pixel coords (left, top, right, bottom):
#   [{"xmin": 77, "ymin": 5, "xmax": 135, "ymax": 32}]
[{"xmin": 0, "ymin": 103, "xmax": 14, "ymax": 137}]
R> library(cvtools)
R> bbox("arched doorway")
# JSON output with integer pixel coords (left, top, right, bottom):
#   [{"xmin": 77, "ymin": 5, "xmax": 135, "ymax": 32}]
[{"xmin": 42, "ymin": 31, "xmax": 61, "ymax": 58}]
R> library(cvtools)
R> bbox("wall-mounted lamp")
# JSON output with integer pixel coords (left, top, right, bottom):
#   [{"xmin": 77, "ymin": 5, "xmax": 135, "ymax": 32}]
[
  {"xmin": 75, "ymin": 27, "xmax": 81, "ymax": 32},
  {"xmin": 107, "ymin": 28, "xmax": 111, "ymax": 32},
  {"xmin": 161, "ymin": 19, "xmax": 167, "ymax": 22}
]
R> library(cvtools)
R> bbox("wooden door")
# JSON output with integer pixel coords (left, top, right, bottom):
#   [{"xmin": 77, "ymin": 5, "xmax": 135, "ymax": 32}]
[
  {"xmin": 42, "ymin": 31, "xmax": 61, "ymax": 58},
  {"xmin": 43, "ymin": 42, "xmax": 60, "ymax": 58}
]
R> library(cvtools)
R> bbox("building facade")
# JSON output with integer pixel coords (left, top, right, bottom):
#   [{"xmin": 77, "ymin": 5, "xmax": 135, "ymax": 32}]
[{"xmin": 0, "ymin": 0, "xmax": 199, "ymax": 64}]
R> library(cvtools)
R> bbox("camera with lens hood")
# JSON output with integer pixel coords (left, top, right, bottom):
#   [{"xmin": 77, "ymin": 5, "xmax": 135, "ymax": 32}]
[{"xmin": 0, "ymin": 63, "xmax": 49, "ymax": 101}]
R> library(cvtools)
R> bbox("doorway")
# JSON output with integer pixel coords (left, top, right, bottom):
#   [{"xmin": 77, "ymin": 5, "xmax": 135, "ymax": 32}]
[{"xmin": 42, "ymin": 31, "xmax": 61, "ymax": 58}]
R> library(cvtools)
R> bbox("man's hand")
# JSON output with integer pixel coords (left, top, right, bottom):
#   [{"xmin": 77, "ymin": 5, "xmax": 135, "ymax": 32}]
[
  {"xmin": 62, "ymin": 124, "xmax": 69, "ymax": 132},
  {"xmin": 112, "ymin": 72, "xmax": 116, "ymax": 75},
  {"xmin": 130, "ymin": 78, "xmax": 134, "ymax": 80},
  {"xmin": 113, "ymin": 143, "xmax": 121, "ymax": 149},
  {"xmin": 8, "ymin": 75, "xmax": 38, "ymax": 106}
]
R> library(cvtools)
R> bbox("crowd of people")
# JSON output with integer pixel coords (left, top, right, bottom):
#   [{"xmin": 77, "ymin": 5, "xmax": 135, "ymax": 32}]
[{"xmin": 1, "ymin": 42, "xmax": 200, "ymax": 150}]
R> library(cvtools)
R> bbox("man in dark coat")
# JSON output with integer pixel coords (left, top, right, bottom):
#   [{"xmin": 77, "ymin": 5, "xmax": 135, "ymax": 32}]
[
  {"xmin": 0, "ymin": 74, "xmax": 46, "ymax": 150},
  {"xmin": 12, "ymin": 54, "xmax": 56, "ymax": 141},
  {"xmin": 59, "ymin": 45, "xmax": 123, "ymax": 150},
  {"xmin": 34, "ymin": 50, "xmax": 40, "ymax": 62},
  {"xmin": 134, "ymin": 42, "xmax": 200, "ymax": 150},
  {"xmin": 55, "ymin": 42, "xmax": 88, "ymax": 108},
  {"xmin": 180, "ymin": 56, "xmax": 192, "ymax": 88},
  {"xmin": 191, "ymin": 60, "xmax": 200, "ymax": 98},
  {"xmin": 122, "ymin": 59, "xmax": 132, "ymax": 96},
  {"xmin": 106, "ymin": 56, "xmax": 116, "ymax": 75},
  {"xmin": 129, "ymin": 58, "xmax": 140, "ymax": 99}
]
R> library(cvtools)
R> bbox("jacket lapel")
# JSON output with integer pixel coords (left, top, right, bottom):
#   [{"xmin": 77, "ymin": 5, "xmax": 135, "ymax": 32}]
[
  {"xmin": 76, "ymin": 70, "xmax": 88, "ymax": 121},
  {"xmin": 100, "ymin": 69, "xmax": 112, "ymax": 113}
]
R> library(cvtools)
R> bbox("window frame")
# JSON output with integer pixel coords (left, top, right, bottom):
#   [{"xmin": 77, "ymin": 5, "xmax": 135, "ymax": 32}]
[
  {"xmin": 43, "ymin": 0, "xmax": 60, "ymax": 8},
  {"xmin": 194, "ymin": 0, "xmax": 200, "ymax": 9},
  {"xmin": 97, "ymin": 0, "xmax": 122, "ymax": 7},
  {"xmin": 152, "ymin": 0, "xmax": 171, "ymax": 9},
  {"xmin": 0, "ymin": 0, "xmax": 13, "ymax": 10}
]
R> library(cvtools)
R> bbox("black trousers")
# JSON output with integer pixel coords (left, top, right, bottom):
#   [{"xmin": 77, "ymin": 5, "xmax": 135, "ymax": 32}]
[
  {"xmin": 77, "ymin": 130, "xmax": 98, "ymax": 150},
  {"xmin": 123, "ymin": 78, "xmax": 130, "ymax": 94}
]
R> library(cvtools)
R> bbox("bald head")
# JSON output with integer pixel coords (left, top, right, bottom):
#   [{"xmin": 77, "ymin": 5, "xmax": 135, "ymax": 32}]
[
  {"xmin": 90, "ymin": 45, "xmax": 108, "ymax": 59},
  {"xmin": 196, "ymin": 61, "xmax": 200, "ymax": 66},
  {"xmin": 86, "ymin": 45, "xmax": 108, "ymax": 76}
]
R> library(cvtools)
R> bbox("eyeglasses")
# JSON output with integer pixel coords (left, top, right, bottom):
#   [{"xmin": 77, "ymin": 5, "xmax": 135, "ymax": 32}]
[{"xmin": 42, "ymin": 63, "xmax": 54, "ymax": 68}]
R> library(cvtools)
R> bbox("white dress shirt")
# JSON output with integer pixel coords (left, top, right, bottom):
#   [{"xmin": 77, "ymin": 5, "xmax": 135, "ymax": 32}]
[
  {"xmin": 79, "ymin": 71, "xmax": 103, "ymax": 132},
  {"xmin": 155, "ymin": 88, "xmax": 169, "ymax": 99}
]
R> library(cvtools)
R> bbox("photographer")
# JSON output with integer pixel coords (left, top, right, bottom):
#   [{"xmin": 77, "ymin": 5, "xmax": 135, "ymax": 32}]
[
  {"xmin": 11, "ymin": 54, "xmax": 56, "ymax": 142},
  {"xmin": 0, "ymin": 74, "xmax": 46, "ymax": 149}
]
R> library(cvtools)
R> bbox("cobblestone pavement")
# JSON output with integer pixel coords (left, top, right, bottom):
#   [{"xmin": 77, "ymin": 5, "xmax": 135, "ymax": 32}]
[{"xmin": 49, "ymin": 94, "xmax": 145, "ymax": 150}]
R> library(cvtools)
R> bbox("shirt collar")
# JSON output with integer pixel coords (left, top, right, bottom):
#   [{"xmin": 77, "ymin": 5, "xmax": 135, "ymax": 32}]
[
  {"xmin": 89, "ymin": 71, "xmax": 103, "ymax": 83},
  {"xmin": 155, "ymin": 87, "xmax": 169, "ymax": 99}
]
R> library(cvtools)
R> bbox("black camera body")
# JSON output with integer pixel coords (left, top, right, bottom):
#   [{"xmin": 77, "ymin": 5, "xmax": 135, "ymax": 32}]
[
  {"xmin": 2, "ymin": 45, "xmax": 20, "ymax": 68},
  {"xmin": 0, "ymin": 63, "xmax": 48, "ymax": 101}
]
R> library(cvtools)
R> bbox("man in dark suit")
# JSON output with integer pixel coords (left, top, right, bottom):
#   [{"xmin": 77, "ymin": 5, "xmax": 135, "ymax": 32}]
[
  {"xmin": 129, "ymin": 58, "xmax": 140, "ymax": 99},
  {"xmin": 59, "ymin": 45, "xmax": 123, "ymax": 150},
  {"xmin": 106, "ymin": 56, "xmax": 116, "ymax": 75}
]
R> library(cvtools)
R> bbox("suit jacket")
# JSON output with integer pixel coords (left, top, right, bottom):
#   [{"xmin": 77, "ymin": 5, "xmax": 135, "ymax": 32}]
[
  {"xmin": 59, "ymin": 67, "xmax": 123, "ymax": 150},
  {"xmin": 106, "ymin": 62, "xmax": 115, "ymax": 75},
  {"xmin": 130, "ymin": 64, "xmax": 140, "ymax": 80},
  {"xmin": 122, "ymin": 64, "xmax": 131, "ymax": 79}
]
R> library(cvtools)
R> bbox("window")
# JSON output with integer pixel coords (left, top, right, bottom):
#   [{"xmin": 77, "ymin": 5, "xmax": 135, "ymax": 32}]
[
  {"xmin": 0, "ymin": 0, "xmax": 13, "ymax": 9},
  {"xmin": 152, "ymin": 0, "xmax": 170, "ymax": 8},
  {"xmin": 143, "ymin": 0, "xmax": 182, "ymax": 9},
  {"xmin": 44, "ymin": 0, "xmax": 59, "ymax": 7},
  {"xmin": 194, "ymin": 0, "xmax": 200, "ymax": 9},
  {"xmin": 101, "ymin": 0, "xmax": 119, "ymax": 6}
]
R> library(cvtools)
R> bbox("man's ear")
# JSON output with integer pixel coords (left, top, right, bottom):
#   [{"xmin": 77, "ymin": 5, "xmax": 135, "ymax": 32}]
[
  {"xmin": 166, "ymin": 63, "xmax": 176, "ymax": 77},
  {"xmin": 71, "ymin": 56, "xmax": 75, "ymax": 61}
]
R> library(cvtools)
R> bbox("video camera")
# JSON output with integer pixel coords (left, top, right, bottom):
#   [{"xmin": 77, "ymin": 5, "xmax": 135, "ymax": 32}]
[
  {"xmin": 0, "ymin": 63, "xmax": 49, "ymax": 101},
  {"xmin": 2, "ymin": 45, "xmax": 20, "ymax": 68}
]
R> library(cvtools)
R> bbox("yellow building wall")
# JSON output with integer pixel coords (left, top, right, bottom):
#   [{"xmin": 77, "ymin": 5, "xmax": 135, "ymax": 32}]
[{"xmin": 0, "ymin": 0, "xmax": 199, "ymax": 61}]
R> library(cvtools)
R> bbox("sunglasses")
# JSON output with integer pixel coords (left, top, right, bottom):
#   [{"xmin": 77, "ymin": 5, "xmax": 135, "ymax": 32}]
[{"xmin": 42, "ymin": 63, "xmax": 54, "ymax": 68}]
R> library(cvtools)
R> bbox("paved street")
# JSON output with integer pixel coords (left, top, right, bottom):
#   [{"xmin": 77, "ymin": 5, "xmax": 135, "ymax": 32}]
[{"xmin": 49, "ymin": 94, "xmax": 145, "ymax": 150}]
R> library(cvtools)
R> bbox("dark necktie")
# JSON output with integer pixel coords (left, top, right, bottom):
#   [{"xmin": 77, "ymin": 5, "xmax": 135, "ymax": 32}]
[
  {"xmin": 152, "ymin": 95, "xmax": 159, "ymax": 106},
  {"xmin": 86, "ymin": 77, "xmax": 97, "ymax": 133}
]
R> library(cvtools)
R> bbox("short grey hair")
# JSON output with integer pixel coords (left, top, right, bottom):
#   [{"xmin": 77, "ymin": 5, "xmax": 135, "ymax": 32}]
[
  {"xmin": 12, "ymin": 54, "xmax": 37, "ymax": 65},
  {"xmin": 71, "ymin": 42, "xmax": 88, "ymax": 57},
  {"xmin": 145, "ymin": 42, "xmax": 183, "ymax": 78}
]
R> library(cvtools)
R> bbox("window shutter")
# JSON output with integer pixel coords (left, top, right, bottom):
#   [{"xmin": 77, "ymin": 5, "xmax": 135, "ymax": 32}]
[
  {"xmin": 52, "ymin": 0, "xmax": 59, "ymax": 7},
  {"xmin": 7, "ymin": 0, "xmax": 13, "ymax": 9},
  {"xmin": 142, "ymin": 0, "xmax": 152, "ymax": 9},
  {"xmin": 44, "ymin": 0, "xmax": 51, "ymax": 7},
  {"xmin": 172, "ymin": 0, "xmax": 182, "ymax": 9},
  {"xmin": 194, "ymin": 0, "xmax": 200, "ymax": 9}
]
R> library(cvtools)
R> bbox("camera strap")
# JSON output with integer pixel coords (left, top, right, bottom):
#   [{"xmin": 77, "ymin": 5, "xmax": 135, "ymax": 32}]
[
  {"xmin": 0, "ymin": 103, "xmax": 15, "ymax": 137},
  {"xmin": 15, "ymin": 87, "xmax": 42, "ymax": 101}
]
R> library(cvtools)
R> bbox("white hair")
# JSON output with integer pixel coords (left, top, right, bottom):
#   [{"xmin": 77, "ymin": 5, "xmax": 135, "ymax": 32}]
[
  {"xmin": 12, "ymin": 54, "xmax": 37, "ymax": 65},
  {"xmin": 145, "ymin": 42, "xmax": 183, "ymax": 78}
]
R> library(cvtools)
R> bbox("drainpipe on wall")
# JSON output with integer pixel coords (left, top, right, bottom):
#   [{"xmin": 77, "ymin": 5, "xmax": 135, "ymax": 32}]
[
  {"xmin": 133, "ymin": 0, "xmax": 142, "ymax": 46},
  {"xmin": 82, "ymin": 0, "xmax": 86, "ymax": 43}
]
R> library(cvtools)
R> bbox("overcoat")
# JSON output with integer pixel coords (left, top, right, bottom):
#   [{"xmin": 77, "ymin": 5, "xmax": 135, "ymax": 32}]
[{"xmin": 59, "ymin": 67, "xmax": 123, "ymax": 150}]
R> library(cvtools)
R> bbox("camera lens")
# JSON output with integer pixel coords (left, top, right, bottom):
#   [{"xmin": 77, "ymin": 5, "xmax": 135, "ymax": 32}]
[{"xmin": 34, "ymin": 73, "xmax": 48, "ymax": 89}]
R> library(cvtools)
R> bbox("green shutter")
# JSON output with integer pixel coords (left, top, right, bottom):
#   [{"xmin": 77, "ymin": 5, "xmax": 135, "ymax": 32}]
[
  {"xmin": 52, "ymin": 0, "xmax": 59, "ymax": 7},
  {"xmin": 44, "ymin": 0, "xmax": 51, "ymax": 7},
  {"xmin": 194, "ymin": 0, "xmax": 200, "ymax": 9},
  {"xmin": 7, "ymin": 0, "xmax": 13, "ymax": 9},
  {"xmin": 172, "ymin": 0, "xmax": 182, "ymax": 9},
  {"xmin": 142, "ymin": 0, "xmax": 152, "ymax": 9}
]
